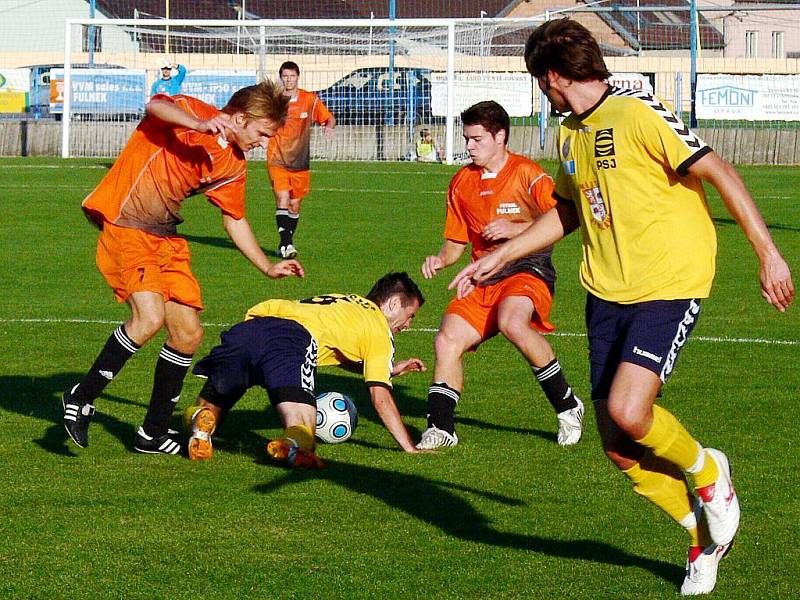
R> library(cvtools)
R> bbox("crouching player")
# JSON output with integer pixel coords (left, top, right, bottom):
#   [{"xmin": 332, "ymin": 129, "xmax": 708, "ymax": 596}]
[{"xmin": 184, "ymin": 272, "xmax": 428, "ymax": 467}]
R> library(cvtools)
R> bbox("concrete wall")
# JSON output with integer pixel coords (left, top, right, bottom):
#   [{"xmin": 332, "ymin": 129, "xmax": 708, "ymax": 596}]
[{"xmin": 1, "ymin": 120, "xmax": 797, "ymax": 165}]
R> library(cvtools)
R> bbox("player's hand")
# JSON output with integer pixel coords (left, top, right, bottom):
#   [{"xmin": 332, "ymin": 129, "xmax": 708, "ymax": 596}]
[
  {"xmin": 323, "ymin": 126, "xmax": 336, "ymax": 140},
  {"xmin": 267, "ymin": 259, "xmax": 305, "ymax": 279},
  {"xmin": 760, "ymin": 252, "xmax": 794, "ymax": 312},
  {"xmin": 422, "ymin": 255, "xmax": 445, "ymax": 279},
  {"xmin": 448, "ymin": 253, "xmax": 504, "ymax": 299},
  {"xmin": 482, "ymin": 218, "xmax": 520, "ymax": 242},
  {"xmin": 391, "ymin": 358, "xmax": 426, "ymax": 377},
  {"xmin": 196, "ymin": 114, "xmax": 238, "ymax": 140}
]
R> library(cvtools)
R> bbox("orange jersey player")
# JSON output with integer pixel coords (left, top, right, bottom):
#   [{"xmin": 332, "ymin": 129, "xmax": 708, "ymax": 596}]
[
  {"xmin": 266, "ymin": 60, "xmax": 336, "ymax": 259},
  {"xmin": 417, "ymin": 100, "xmax": 584, "ymax": 451},
  {"xmin": 62, "ymin": 80, "xmax": 305, "ymax": 456}
]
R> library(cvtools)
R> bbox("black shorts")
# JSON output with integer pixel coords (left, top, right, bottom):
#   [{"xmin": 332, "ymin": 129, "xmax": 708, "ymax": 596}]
[
  {"xmin": 192, "ymin": 317, "xmax": 317, "ymax": 410},
  {"xmin": 585, "ymin": 294, "xmax": 701, "ymax": 400}
]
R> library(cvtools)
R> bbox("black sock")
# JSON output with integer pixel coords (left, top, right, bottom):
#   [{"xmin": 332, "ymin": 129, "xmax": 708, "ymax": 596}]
[
  {"xmin": 73, "ymin": 324, "xmax": 139, "ymax": 405},
  {"xmin": 287, "ymin": 211, "xmax": 299, "ymax": 238},
  {"xmin": 532, "ymin": 358, "xmax": 578, "ymax": 414},
  {"xmin": 142, "ymin": 345, "xmax": 193, "ymax": 437},
  {"xmin": 426, "ymin": 382, "xmax": 460, "ymax": 434},
  {"xmin": 276, "ymin": 209, "xmax": 292, "ymax": 246}
]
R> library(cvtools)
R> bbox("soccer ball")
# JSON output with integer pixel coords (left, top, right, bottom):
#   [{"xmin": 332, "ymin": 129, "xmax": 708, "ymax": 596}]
[{"xmin": 315, "ymin": 391, "xmax": 358, "ymax": 444}]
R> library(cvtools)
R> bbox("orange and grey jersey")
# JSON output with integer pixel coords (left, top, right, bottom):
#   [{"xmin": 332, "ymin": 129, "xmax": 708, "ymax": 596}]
[{"xmin": 266, "ymin": 89, "xmax": 332, "ymax": 172}]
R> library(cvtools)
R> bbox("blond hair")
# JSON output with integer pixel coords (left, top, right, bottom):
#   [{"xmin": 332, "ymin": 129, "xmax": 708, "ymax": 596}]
[{"xmin": 223, "ymin": 79, "xmax": 289, "ymax": 125}]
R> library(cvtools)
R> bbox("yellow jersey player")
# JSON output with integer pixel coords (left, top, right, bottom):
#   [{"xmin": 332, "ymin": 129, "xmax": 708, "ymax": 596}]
[
  {"xmin": 184, "ymin": 272, "xmax": 428, "ymax": 467},
  {"xmin": 451, "ymin": 18, "xmax": 793, "ymax": 596}
]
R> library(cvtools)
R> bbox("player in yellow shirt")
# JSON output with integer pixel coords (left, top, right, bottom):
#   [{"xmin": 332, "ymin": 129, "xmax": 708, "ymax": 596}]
[
  {"xmin": 450, "ymin": 19, "xmax": 794, "ymax": 596},
  {"xmin": 184, "ymin": 272, "xmax": 427, "ymax": 467}
]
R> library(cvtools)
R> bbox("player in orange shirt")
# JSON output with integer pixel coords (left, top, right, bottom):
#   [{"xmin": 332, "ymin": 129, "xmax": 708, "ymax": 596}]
[
  {"xmin": 417, "ymin": 100, "xmax": 584, "ymax": 450},
  {"xmin": 62, "ymin": 80, "xmax": 304, "ymax": 455},
  {"xmin": 267, "ymin": 61, "xmax": 336, "ymax": 259}
]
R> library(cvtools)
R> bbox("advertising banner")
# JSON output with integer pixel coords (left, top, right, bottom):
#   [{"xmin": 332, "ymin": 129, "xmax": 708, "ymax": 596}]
[
  {"xmin": 180, "ymin": 70, "xmax": 257, "ymax": 108},
  {"xmin": 696, "ymin": 74, "xmax": 800, "ymax": 121},
  {"xmin": 431, "ymin": 72, "xmax": 532, "ymax": 117},
  {"xmin": 0, "ymin": 68, "xmax": 30, "ymax": 112},
  {"xmin": 50, "ymin": 68, "xmax": 147, "ymax": 115},
  {"xmin": 609, "ymin": 72, "xmax": 654, "ymax": 94}
]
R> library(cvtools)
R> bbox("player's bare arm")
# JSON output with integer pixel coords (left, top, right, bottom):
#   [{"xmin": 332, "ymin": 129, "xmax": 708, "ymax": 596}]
[
  {"xmin": 391, "ymin": 358, "xmax": 426, "ymax": 377},
  {"xmin": 689, "ymin": 152, "xmax": 794, "ymax": 311},
  {"xmin": 222, "ymin": 214, "xmax": 305, "ymax": 279},
  {"xmin": 481, "ymin": 218, "xmax": 531, "ymax": 243},
  {"xmin": 421, "ymin": 240, "xmax": 467, "ymax": 279},
  {"xmin": 368, "ymin": 385, "xmax": 420, "ymax": 453},
  {"xmin": 145, "ymin": 99, "xmax": 237, "ymax": 139},
  {"xmin": 449, "ymin": 202, "xmax": 579, "ymax": 298}
]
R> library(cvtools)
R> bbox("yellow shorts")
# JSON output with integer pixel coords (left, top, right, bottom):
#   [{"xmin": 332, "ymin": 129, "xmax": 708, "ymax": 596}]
[
  {"xmin": 445, "ymin": 272, "xmax": 555, "ymax": 342},
  {"xmin": 95, "ymin": 222, "xmax": 203, "ymax": 309}
]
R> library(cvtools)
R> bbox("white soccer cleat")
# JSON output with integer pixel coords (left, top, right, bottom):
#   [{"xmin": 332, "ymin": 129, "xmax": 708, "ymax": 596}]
[
  {"xmin": 279, "ymin": 244, "xmax": 298, "ymax": 259},
  {"xmin": 696, "ymin": 449, "xmax": 740, "ymax": 546},
  {"xmin": 680, "ymin": 541, "xmax": 733, "ymax": 595},
  {"xmin": 556, "ymin": 397, "xmax": 585, "ymax": 446},
  {"xmin": 187, "ymin": 407, "xmax": 217, "ymax": 461},
  {"xmin": 416, "ymin": 426, "xmax": 459, "ymax": 450}
]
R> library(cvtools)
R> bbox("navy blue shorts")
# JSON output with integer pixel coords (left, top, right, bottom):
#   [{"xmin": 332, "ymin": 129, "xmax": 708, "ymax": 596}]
[
  {"xmin": 585, "ymin": 294, "xmax": 701, "ymax": 400},
  {"xmin": 192, "ymin": 317, "xmax": 317, "ymax": 410}
]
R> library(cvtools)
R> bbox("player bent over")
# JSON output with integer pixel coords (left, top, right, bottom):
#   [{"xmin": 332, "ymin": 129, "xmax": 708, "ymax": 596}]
[
  {"xmin": 452, "ymin": 19, "xmax": 794, "ymax": 595},
  {"xmin": 418, "ymin": 100, "xmax": 584, "ymax": 450},
  {"xmin": 62, "ymin": 80, "xmax": 304, "ymax": 455},
  {"xmin": 184, "ymin": 272, "xmax": 427, "ymax": 467}
]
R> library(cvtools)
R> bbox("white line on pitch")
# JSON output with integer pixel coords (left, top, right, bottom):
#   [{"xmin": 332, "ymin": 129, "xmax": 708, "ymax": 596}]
[{"xmin": 1, "ymin": 317, "xmax": 797, "ymax": 346}]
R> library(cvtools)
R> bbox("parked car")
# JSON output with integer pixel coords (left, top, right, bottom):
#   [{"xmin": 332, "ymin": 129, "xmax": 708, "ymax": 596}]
[{"xmin": 316, "ymin": 66, "xmax": 432, "ymax": 125}]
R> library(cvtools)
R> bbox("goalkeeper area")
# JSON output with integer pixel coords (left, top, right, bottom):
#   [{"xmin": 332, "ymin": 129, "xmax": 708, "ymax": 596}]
[{"xmin": 0, "ymin": 157, "xmax": 798, "ymax": 598}]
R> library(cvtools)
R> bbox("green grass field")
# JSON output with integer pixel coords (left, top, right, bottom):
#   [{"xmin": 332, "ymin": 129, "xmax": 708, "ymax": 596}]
[{"xmin": 1, "ymin": 158, "xmax": 798, "ymax": 599}]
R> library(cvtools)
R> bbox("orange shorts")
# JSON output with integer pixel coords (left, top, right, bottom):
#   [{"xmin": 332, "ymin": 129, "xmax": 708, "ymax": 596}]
[
  {"xmin": 445, "ymin": 272, "xmax": 555, "ymax": 341},
  {"xmin": 267, "ymin": 165, "xmax": 310, "ymax": 199},
  {"xmin": 95, "ymin": 222, "xmax": 203, "ymax": 309}
]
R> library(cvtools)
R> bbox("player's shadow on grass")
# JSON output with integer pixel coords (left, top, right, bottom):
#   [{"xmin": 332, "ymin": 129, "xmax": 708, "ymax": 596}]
[
  {"xmin": 182, "ymin": 234, "xmax": 282, "ymax": 258},
  {"xmin": 713, "ymin": 216, "xmax": 800, "ymax": 232},
  {"xmin": 1, "ymin": 372, "xmax": 157, "ymax": 456},
  {"xmin": 254, "ymin": 460, "xmax": 684, "ymax": 587}
]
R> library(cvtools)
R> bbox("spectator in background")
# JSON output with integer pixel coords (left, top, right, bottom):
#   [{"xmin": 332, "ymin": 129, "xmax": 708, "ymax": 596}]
[
  {"xmin": 151, "ymin": 57, "xmax": 186, "ymax": 97},
  {"xmin": 415, "ymin": 128, "xmax": 442, "ymax": 163}
]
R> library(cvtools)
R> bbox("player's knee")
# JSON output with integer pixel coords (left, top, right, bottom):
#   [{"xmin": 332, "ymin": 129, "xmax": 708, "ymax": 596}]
[
  {"xmin": 180, "ymin": 324, "xmax": 205, "ymax": 353},
  {"xmin": 497, "ymin": 316, "xmax": 530, "ymax": 346},
  {"xmin": 607, "ymin": 396, "xmax": 647, "ymax": 437},
  {"xmin": 130, "ymin": 311, "xmax": 166, "ymax": 341},
  {"xmin": 433, "ymin": 330, "xmax": 466, "ymax": 361}
]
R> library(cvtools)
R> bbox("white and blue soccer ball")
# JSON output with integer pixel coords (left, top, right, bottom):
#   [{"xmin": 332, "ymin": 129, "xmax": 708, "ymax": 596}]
[{"xmin": 315, "ymin": 391, "xmax": 358, "ymax": 444}]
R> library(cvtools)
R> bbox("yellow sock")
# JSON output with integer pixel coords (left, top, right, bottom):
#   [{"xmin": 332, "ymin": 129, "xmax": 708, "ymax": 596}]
[
  {"xmin": 284, "ymin": 424, "xmax": 315, "ymax": 451},
  {"xmin": 636, "ymin": 405, "xmax": 702, "ymax": 471},
  {"xmin": 622, "ymin": 451, "xmax": 695, "ymax": 531},
  {"xmin": 691, "ymin": 449, "xmax": 720, "ymax": 490}
]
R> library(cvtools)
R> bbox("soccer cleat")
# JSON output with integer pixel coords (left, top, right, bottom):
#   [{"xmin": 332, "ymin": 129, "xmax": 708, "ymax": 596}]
[
  {"xmin": 556, "ymin": 397, "xmax": 585, "ymax": 446},
  {"xmin": 134, "ymin": 427, "xmax": 182, "ymax": 455},
  {"xmin": 279, "ymin": 244, "xmax": 298, "ymax": 259},
  {"xmin": 62, "ymin": 384, "xmax": 95, "ymax": 448},
  {"xmin": 266, "ymin": 437, "xmax": 325, "ymax": 469},
  {"xmin": 187, "ymin": 407, "xmax": 217, "ymax": 461},
  {"xmin": 695, "ymin": 449, "xmax": 740, "ymax": 546},
  {"xmin": 416, "ymin": 426, "xmax": 459, "ymax": 450},
  {"xmin": 680, "ymin": 541, "xmax": 733, "ymax": 595}
]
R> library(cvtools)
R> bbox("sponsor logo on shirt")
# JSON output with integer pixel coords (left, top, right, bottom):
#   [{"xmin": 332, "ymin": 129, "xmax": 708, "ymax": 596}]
[
  {"xmin": 496, "ymin": 203, "xmax": 521, "ymax": 215},
  {"xmin": 581, "ymin": 182, "xmax": 611, "ymax": 229}
]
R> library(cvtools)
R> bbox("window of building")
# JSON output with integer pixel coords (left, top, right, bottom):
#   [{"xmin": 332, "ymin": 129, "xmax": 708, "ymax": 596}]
[
  {"xmin": 772, "ymin": 31, "xmax": 785, "ymax": 58},
  {"xmin": 81, "ymin": 25, "xmax": 102, "ymax": 53},
  {"xmin": 745, "ymin": 30, "xmax": 757, "ymax": 58}
]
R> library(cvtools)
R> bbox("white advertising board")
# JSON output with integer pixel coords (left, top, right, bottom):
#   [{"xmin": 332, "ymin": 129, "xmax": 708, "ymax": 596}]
[
  {"xmin": 431, "ymin": 72, "xmax": 532, "ymax": 117},
  {"xmin": 696, "ymin": 74, "xmax": 800, "ymax": 121}
]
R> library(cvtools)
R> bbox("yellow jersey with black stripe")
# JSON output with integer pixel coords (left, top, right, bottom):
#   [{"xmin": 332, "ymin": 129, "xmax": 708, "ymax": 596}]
[
  {"xmin": 245, "ymin": 294, "xmax": 394, "ymax": 387},
  {"xmin": 554, "ymin": 86, "xmax": 717, "ymax": 303}
]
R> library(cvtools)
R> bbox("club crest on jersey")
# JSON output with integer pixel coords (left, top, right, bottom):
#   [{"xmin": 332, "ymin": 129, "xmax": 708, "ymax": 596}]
[
  {"xmin": 300, "ymin": 111, "xmax": 309, "ymax": 119},
  {"xmin": 561, "ymin": 136, "xmax": 571, "ymax": 159},
  {"xmin": 581, "ymin": 182, "xmax": 611, "ymax": 229},
  {"xmin": 594, "ymin": 128, "xmax": 615, "ymax": 157}
]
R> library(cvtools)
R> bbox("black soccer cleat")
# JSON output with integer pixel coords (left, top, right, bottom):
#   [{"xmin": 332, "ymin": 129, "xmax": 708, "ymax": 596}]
[
  {"xmin": 134, "ymin": 427, "xmax": 182, "ymax": 455},
  {"xmin": 62, "ymin": 384, "xmax": 95, "ymax": 449}
]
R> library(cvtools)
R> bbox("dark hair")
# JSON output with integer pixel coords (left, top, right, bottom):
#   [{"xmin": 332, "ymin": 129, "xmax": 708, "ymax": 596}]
[
  {"xmin": 460, "ymin": 101, "xmax": 510, "ymax": 145},
  {"xmin": 525, "ymin": 18, "xmax": 611, "ymax": 81},
  {"xmin": 279, "ymin": 61, "xmax": 300, "ymax": 76},
  {"xmin": 223, "ymin": 79, "xmax": 289, "ymax": 125},
  {"xmin": 366, "ymin": 272, "xmax": 425, "ymax": 308}
]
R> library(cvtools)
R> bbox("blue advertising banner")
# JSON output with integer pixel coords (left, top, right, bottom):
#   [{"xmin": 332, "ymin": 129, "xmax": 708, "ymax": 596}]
[
  {"xmin": 50, "ymin": 68, "xmax": 147, "ymax": 115},
  {"xmin": 180, "ymin": 70, "xmax": 257, "ymax": 108}
]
